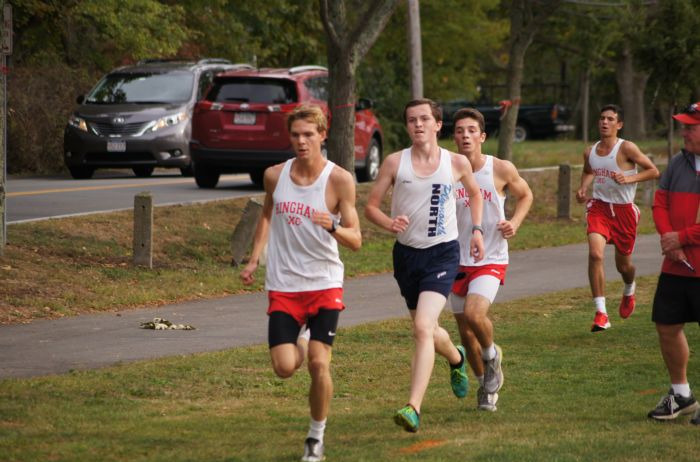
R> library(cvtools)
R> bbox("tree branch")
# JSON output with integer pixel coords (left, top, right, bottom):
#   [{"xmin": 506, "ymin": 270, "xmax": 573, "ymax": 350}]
[{"xmin": 319, "ymin": 0, "xmax": 341, "ymax": 49}]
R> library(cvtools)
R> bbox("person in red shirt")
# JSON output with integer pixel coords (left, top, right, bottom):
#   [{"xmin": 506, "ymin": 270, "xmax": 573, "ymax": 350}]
[{"xmin": 647, "ymin": 102, "xmax": 700, "ymax": 423}]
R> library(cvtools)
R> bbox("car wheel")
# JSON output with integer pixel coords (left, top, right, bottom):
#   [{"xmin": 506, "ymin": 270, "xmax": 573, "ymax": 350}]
[
  {"xmin": 180, "ymin": 164, "xmax": 194, "ymax": 177},
  {"xmin": 513, "ymin": 124, "xmax": 529, "ymax": 143},
  {"xmin": 194, "ymin": 165, "xmax": 220, "ymax": 189},
  {"xmin": 133, "ymin": 166, "xmax": 154, "ymax": 177},
  {"xmin": 357, "ymin": 139, "xmax": 381, "ymax": 182},
  {"xmin": 68, "ymin": 166, "xmax": 94, "ymax": 180},
  {"xmin": 249, "ymin": 169, "xmax": 265, "ymax": 188}
]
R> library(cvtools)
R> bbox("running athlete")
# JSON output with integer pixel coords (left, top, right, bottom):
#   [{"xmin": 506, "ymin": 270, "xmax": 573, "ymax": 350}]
[
  {"xmin": 576, "ymin": 104, "xmax": 659, "ymax": 332},
  {"xmin": 448, "ymin": 108, "xmax": 532, "ymax": 412},
  {"xmin": 240, "ymin": 104, "xmax": 361, "ymax": 462},
  {"xmin": 365, "ymin": 98, "xmax": 484, "ymax": 433}
]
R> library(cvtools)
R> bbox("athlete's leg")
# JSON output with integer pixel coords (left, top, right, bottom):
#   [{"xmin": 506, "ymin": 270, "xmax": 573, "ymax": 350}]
[
  {"xmin": 407, "ymin": 290, "xmax": 457, "ymax": 412},
  {"xmin": 453, "ymin": 311, "xmax": 483, "ymax": 377},
  {"xmin": 269, "ymin": 312, "xmax": 307, "ymax": 378},
  {"xmin": 464, "ymin": 293, "xmax": 493, "ymax": 348},
  {"xmin": 656, "ymin": 323, "xmax": 689, "ymax": 385},
  {"xmin": 587, "ymin": 233, "xmax": 607, "ymax": 298},
  {"xmin": 307, "ymin": 339, "xmax": 333, "ymax": 421},
  {"xmin": 614, "ymin": 247, "xmax": 636, "ymax": 284}
]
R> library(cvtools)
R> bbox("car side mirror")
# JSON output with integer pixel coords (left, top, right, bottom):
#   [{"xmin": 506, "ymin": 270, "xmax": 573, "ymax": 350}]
[
  {"xmin": 76, "ymin": 95, "xmax": 85, "ymax": 104},
  {"xmin": 355, "ymin": 98, "xmax": 374, "ymax": 111}
]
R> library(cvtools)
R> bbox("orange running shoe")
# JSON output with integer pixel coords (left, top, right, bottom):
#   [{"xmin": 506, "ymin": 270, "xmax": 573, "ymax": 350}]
[
  {"xmin": 619, "ymin": 294, "xmax": 636, "ymax": 319},
  {"xmin": 591, "ymin": 311, "xmax": 611, "ymax": 332}
]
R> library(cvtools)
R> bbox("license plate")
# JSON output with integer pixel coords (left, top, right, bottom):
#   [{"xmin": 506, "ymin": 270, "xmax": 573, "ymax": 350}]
[
  {"xmin": 107, "ymin": 140, "xmax": 126, "ymax": 152},
  {"xmin": 234, "ymin": 112, "xmax": 256, "ymax": 125}
]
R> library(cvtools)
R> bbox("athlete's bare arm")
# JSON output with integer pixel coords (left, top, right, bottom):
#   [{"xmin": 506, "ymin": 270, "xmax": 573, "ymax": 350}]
[
  {"xmin": 452, "ymin": 152, "xmax": 485, "ymax": 262},
  {"xmin": 365, "ymin": 152, "xmax": 410, "ymax": 233},
  {"xmin": 312, "ymin": 166, "xmax": 362, "ymax": 251},
  {"xmin": 576, "ymin": 147, "xmax": 595, "ymax": 203},
  {"xmin": 240, "ymin": 164, "xmax": 283, "ymax": 285},
  {"xmin": 612, "ymin": 141, "xmax": 660, "ymax": 185},
  {"xmin": 494, "ymin": 159, "xmax": 533, "ymax": 239}
]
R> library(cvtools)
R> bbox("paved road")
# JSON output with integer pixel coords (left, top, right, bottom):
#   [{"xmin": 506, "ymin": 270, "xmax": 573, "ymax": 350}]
[
  {"xmin": 0, "ymin": 234, "xmax": 663, "ymax": 379},
  {"xmin": 6, "ymin": 171, "xmax": 258, "ymax": 223}
]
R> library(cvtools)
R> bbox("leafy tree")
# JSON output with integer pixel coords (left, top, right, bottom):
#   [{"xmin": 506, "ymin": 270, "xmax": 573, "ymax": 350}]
[{"xmin": 320, "ymin": 0, "xmax": 400, "ymax": 174}]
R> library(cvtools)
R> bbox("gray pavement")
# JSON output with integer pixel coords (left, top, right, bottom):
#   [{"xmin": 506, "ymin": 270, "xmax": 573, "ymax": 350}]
[{"xmin": 0, "ymin": 234, "xmax": 663, "ymax": 379}]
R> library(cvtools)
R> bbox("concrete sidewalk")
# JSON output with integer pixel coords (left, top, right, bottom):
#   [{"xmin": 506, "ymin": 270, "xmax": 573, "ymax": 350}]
[{"xmin": 0, "ymin": 234, "xmax": 663, "ymax": 379}]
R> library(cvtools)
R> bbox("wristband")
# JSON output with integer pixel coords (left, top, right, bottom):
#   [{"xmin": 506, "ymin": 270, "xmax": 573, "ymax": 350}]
[
  {"xmin": 328, "ymin": 218, "xmax": 339, "ymax": 234},
  {"xmin": 472, "ymin": 225, "xmax": 484, "ymax": 235}
]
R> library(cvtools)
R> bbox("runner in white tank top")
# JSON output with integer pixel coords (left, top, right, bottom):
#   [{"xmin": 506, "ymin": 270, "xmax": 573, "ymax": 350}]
[
  {"xmin": 390, "ymin": 147, "xmax": 458, "ymax": 249},
  {"xmin": 447, "ymin": 108, "xmax": 533, "ymax": 412},
  {"xmin": 576, "ymin": 104, "xmax": 659, "ymax": 333},
  {"xmin": 240, "ymin": 105, "xmax": 361, "ymax": 461},
  {"xmin": 365, "ymin": 99, "xmax": 484, "ymax": 432},
  {"xmin": 266, "ymin": 158, "xmax": 343, "ymax": 291},
  {"xmin": 454, "ymin": 155, "xmax": 508, "ymax": 266}
]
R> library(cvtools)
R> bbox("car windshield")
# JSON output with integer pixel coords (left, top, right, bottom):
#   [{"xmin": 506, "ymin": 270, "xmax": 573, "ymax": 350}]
[
  {"xmin": 207, "ymin": 78, "xmax": 297, "ymax": 104},
  {"xmin": 85, "ymin": 70, "xmax": 195, "ymax": 104}
]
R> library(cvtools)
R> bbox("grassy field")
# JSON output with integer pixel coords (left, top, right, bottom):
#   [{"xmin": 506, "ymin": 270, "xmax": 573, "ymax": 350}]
[{"xmin": 1, "ymin": 276, "xmax": 698, "ymax": 462}]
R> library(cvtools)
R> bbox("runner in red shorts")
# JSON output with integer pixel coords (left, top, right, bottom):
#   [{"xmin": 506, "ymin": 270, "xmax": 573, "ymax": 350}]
[
  {"xmin": 240, "ymin": 105, "xmax": 361, "ymax": 462},
  {"xmin": 576, "ymin": 104, "xmax": 659, "ymax": 332}
]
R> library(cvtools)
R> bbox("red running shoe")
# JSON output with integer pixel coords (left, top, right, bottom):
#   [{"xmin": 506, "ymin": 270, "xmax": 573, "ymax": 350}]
[
  {"xmin": 591, "ymin": 311, "xmax": 611, "ymax": 332},
  {"xmin": 619, "ymin": 294, "xmax": 636, "ymax": 319}
]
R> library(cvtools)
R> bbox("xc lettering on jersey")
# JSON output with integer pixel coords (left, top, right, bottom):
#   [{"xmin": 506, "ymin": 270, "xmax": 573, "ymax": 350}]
[
  {"xmin": 276, "ymin": 201, "xmax": 318, "ymax": 226},
  {"xmin": 428, "ymin": 183, "xmax": 452, "ymax": 237},
  {"xmin": 455, "ymin": 186, "xmax": 492, "ymax": 208}
]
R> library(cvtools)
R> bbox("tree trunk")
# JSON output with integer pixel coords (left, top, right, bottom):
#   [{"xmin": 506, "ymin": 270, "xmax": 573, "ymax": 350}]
[
  {"xmin": 581, "ymin": 69, "xmax": 590, "ymax": 145},
  {"xmin": 320, "ymin": 0, "xmax": 400, "ymax": 173},
  {"xmin": 615, "ymin": 43, "xmax": 649, "ymax": 140}
]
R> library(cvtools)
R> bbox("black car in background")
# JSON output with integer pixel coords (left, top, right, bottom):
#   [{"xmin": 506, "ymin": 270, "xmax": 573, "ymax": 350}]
[{"xmin": 63, "ymin": 59, "xmax": 252, "ymax": 179}]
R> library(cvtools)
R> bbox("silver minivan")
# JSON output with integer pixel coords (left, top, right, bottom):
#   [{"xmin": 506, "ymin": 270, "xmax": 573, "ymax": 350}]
[{"xmin": 63, "ymin": 59, "xmax": 251, "ymax": 179}]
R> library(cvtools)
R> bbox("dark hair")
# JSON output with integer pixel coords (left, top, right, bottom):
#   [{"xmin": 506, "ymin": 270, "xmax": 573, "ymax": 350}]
[
  {"xmin": 453, "ymin": 107, "xmax": 486, "ymax": 133},
  {"xmin": 600, "ymin": 104, "xmax": 623, "ymax": 123},
  {"xmin": 403, "ymin": 98, "xmax": 442, "ymax": 124}
]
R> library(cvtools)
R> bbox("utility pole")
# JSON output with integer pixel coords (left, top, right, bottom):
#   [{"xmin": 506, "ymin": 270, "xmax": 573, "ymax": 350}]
[
  {"xmin": 0, "ymin": 2, "xmax": 11, "ymax": 256},
  {"xmin": 407, "ymin": 0, "xmax": 423, "ymax": 99}
]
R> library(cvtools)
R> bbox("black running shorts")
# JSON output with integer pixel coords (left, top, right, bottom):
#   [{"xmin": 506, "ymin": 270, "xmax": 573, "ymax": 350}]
[
  {"xmin": 652, "ymin": 273, "xmax": 700, "ymax": 325},
  {"xmin": 268, "ymin": 309, "xmax": 340, "ymax": 348}
]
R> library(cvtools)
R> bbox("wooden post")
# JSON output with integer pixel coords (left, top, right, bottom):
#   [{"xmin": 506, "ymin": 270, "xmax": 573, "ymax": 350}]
[
  {"xmin": 644, "ymin": 154, "xmax": 657, "ymax": 206},
  {"xmin": 230, "ymin": 197, "xmax": 263, "ymax": 267},
  {"xmin": 557, "ymin": 164, "xmax": 571, "ymax": 219},
  {"xmin": 133, "ymin": 192, "xmax": 153, "ymax": 268}
]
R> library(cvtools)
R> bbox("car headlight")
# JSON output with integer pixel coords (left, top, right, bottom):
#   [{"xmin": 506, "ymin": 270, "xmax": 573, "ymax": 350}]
[
  {"xmin": 68, "ymin": 115, "xmax": 88, "ymax": 132},
  {"xmin": 145, "ymin": 111, "xmax": 188, "ymax": 132}
]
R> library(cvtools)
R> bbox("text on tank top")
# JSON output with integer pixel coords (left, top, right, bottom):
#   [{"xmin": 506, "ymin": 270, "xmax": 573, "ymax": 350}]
[
  {"xmin": 390, "ymin": 148, "xmax": 458, "ymax": 249},
  {"xmin": 265, "ymin": 159, "xmax": 344, "ymax": 292},
  {"xmin": 590, "ymin": 138, "xmax": 637, "ymax": 204},
  {"xmin": 454, "ymin": 155, "xmax": 508, "ymax": 266}
]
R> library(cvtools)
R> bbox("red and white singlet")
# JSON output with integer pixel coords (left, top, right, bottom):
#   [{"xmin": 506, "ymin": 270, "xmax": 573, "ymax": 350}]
[
  {"xmin": 265, "ymin": 159, "xmax": 344, "ymax": 292},
  {"xmin": 590, "ymin": 138, "xmax": 637, "ymax": 204},
  {"xmin": 390, "ymin": 148, "xmax": 458, "ymax": 249},
  {"xmin": 454, "ymin": 155, "xmax": 508, "ymax": 266}
]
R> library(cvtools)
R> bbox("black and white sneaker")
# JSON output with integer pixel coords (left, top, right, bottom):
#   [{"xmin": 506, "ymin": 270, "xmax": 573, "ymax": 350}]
[
  {"xmin": 647, "ymin": 389, "xmax": 700, "ymax": 421},
  {"xmin": 301, "ymin": 437, "xmax": 325, "ymax": 462}
]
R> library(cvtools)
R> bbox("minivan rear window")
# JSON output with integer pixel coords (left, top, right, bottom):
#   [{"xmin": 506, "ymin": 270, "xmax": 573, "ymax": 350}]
[
  {"xmin": 86, "ymin": 71, "xmax": 195, "ymax": 104},
  {"xmin": 207, "ymin": 78, "xmax": 297, "ymax": 104}
]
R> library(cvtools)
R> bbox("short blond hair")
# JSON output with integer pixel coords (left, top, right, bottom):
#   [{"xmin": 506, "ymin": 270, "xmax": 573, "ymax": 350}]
[{"xmin": 287, "ymin": 104, "xmax": 328, "ymax": 133}]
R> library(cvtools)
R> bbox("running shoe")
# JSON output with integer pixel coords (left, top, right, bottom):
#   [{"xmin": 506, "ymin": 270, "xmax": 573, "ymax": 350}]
[
  {"xmin": 394, "ymin": 404, "xmax": 420, "ymax": 432},
  {"xmin": 647, "ymin": 389, "xmax": 699, "ymax": 421},
  {"xmin": 477, "ymin": 386, "xmax": 499, "ymax": 412},
  {"xmin": 691, "ymin": 408, "xmax": 700, "ymax": 425},
  {"xmin": 619, "ymin": 294, "xmax": 636, "ymax": 319},
  {"xmin": 301, "ymin": 437, "xmax": 324, "ymax": 462},
  {"xmin": 591, "ymin": 311, "xmax": 611, "ymax": 332},
  {"xmin": 483, "ymin": 344, "xmax": 503, "ymax": 394},
  {"xmin": 450, "ymin": 345, "xmax": 469, "ymax": 398}
]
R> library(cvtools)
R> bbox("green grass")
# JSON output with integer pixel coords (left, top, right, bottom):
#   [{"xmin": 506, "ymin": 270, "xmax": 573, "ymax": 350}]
[{"xmin": 1, "ymin": 276, "xmax": 698, "ymax": 461}]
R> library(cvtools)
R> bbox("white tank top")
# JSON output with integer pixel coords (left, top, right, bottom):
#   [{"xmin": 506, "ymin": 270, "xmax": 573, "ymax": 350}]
[
  {"xmin": 265, "ymin": 159, "xmax": 344, "ymax": 291},
  {"xmin": 590, "ymin": 139, "xmax": 637, "ymax": 204},
  {"xmin": 390, "ymin": 148, "xmax": 458, "ymax": 249},
  {"xmin": 454, "ymin": 155, "xmax": 508, "ymax": 266}
]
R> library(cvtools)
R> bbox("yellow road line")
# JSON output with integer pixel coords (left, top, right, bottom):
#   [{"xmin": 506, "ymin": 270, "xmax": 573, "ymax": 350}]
[{"xmin": 7, "ymin": 178, "xmax": 195, "ymax": 197}]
